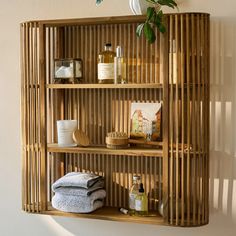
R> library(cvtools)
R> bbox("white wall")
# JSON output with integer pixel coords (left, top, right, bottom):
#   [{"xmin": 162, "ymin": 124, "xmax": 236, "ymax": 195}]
[{"xmin": 0, "ymin": 0, "xmax": 236, "ymax": 235}]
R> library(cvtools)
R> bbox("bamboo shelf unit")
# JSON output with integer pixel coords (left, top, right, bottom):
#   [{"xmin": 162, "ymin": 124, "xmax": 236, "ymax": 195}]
[{"xmin": 21, "ymin": 13, "xmax": 210, "ymax": 227}]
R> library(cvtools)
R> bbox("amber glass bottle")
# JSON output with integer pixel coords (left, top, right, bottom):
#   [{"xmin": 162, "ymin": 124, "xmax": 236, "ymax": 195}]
[{"xmin": 97, "ymin": 43, "xmax": 116, "ymax": 84}]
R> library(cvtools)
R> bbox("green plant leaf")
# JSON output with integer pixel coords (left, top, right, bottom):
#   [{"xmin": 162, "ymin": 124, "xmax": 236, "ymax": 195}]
[
  {"xmin": 144, "ymin": 23, "xmax": 156, "ymax": 44},
  {"xmin": 96, "ymin": 0, "xmax": 178, "ymax": 43},
  {"xmin": 96, "ymin": 0, "xmax": 103, "ymax": 5},
  {"xmin": 158, "ymin": 23, "xmax": 166, "ymax": 33},
  {"xmin": 154, "ymin": 10, "xmax": 162, "ymax": 24},
  {"xmin": 146, "ymin": 7, "xmax": 155, "ymax": 21},
  {"xmin": 157, "ymin": 9, "xmax": 163, "ymax": 18},
  {"xmin": 146, "ymin": 0, "xmax": 157, "ymax": 3},
  {"xmin": 153, "ymin": 10, "xmax": 166, "ymax": 33},
  {"xmin": 157, "ymin": 0, "xmax": 177, "ymax": 8},
  {"xmin": 136, "ymin": 23, "xmax": 145, "ymax": 37}
]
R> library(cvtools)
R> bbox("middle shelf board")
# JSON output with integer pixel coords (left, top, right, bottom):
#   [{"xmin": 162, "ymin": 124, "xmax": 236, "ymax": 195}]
[
  {"xmin": 46, "ymin": 83, "xmax": 163, "ymax": 89},
  {"xmin": 47, "ymin": 144, "xmax": 163, "ymax": 157}
]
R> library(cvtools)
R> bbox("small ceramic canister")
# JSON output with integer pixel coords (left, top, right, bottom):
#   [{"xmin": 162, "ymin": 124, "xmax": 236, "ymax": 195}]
[{"xmin": 57, "ymin": 120, "xmax": 78, "ymax": 147}]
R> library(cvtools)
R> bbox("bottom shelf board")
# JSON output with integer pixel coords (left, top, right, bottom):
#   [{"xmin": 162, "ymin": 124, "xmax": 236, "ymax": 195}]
[{"xmin": 42, "ymin": 206, "xmax": 165, "ymax": 225}]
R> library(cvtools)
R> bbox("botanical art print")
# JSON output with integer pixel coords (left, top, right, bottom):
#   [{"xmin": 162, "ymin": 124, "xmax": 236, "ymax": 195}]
[{"xmin": 130, "ymin": 102, "xmax": 162, "ymax": 141}]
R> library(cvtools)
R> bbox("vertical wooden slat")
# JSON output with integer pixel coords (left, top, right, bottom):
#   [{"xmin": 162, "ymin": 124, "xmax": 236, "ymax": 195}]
[
  {"xmin": 32, "ymin": 22, "xmax": 37, "ymax": 213},
  {"xmin": 180, "ymin": 14, "xmax": 185, "ymax": 226},
  {"xmin": 175, "ymin": 14, "xmax": 180, "ymax": 225},
  {"xmin": 196, "ymin": 14, "xmax": 201, "ymax": 225},
  {"xmin": 123, "ymin": 156, "xmax": 126, "ymax": 207},
  {"xmin": 186, "ymin": 14, "xmax": 191, "ymax": 226},
  {"xmin": 191, "ymin": 14, "xmax": 197, "ymax": 225},
  {"xmin": 25, "ymin": 22, "xmax": 31, "ymax": 212},
  {"xmin": 21, "ymin": 22, "xmax": 26, "ymax": 211},
  {"xmin": 205, "ymin": 14, "xmax": 210, "ymax": 225},
  {"xmin": 46, "ymin": 27, "xmax": 50, "ymax": 202},
  {"xmin": 36, "ymin": 24, "xmax": 40, "ymax": 212},
  {"xmin": 161, "ymin": 15, "xmax": 169, "ymax": 223},
  {"xmin": 200, "ymin": 14, "xmax": 205, "ymax": 224},
  {"xmin": 39, "ymin": 23, "xmax": 47, "ymax": 211},
  {"xmin": 169, "ymin": 14, "xmax": 174, "ymax": 225}
]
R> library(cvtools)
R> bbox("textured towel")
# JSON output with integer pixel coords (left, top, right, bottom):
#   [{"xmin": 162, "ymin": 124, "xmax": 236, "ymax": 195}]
[
  {"xmin": 51, "ymin": 172, "xmax": 106, "ymax": 213},
  {"xmin": 52, "ymin": 189, "xmax": 106, "ymax": 213},
  {"xmin": 53, "ymin": 185, "xmax": 103, "ymax": 196},
  {"xmin": 52, "ymin": 172, "xmax": 104, "ymax": 191}
]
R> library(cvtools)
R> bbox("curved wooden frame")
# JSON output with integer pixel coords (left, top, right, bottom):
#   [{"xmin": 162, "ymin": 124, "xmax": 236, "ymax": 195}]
[{"xmin": 21, "ymin": 13, "xmax": 210, "ymax": 226}]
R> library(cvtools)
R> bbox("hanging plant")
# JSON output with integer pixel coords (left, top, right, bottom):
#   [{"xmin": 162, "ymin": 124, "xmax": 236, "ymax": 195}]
[{"xmin": 96, "ymin": 0, "xmax": 178, "ymax": 43}]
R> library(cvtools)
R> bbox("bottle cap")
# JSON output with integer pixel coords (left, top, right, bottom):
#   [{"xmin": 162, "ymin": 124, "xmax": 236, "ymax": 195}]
[
  {"xmin": 139, "ymin": 183, "xmax": 144, "ymax": 193},
  {"xmin": 116, "ymin": 46, "xmax": 123, "ymax": 57},
  {"xmin": 105, "ymin": 43, "xmax": 112, "ymax": 47},
  {"xmin": 133, "ymin": 175, "xmax": 141, "ymax": 181}
]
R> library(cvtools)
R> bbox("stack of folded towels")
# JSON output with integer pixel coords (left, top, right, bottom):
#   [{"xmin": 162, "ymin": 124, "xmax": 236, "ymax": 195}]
[{"xmin": 52, "ymin": 172, "xmax": 106, "ymax": 213}]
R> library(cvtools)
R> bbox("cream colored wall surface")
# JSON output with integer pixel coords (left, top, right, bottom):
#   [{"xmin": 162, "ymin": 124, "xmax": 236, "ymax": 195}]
[{"xmin": 0, "ymin": 0, "xmax": 236, "ymax": 235}]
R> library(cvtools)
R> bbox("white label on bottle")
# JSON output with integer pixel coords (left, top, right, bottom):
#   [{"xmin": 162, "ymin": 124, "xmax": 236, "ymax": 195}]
[
  {"xmin": 129, "ymin": 193, "xmax": 137, "ymax": 210},
  {"xmin": 135, "ymin": 199, "xmax": 142, "ymax": 211},
  {"xmin": 98, "ymin": 63, "xmax": 114, "ymax": 80}
]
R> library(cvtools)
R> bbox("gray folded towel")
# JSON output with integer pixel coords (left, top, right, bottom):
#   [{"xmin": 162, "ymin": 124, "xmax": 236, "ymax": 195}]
[
  {"xmin": 52, "ymin": 190, "xmax": 106, "ymax": 213},
  {"xmin": 51, "ymin": 172, "xmax": 106, "ymax": 213},
  {"xmin": 53, "ymin": 184, "xmax": 103, "ymax": 196},
  {"xmin": 52, "ymin": 172, "xmax": 104, "ymax": 191}
]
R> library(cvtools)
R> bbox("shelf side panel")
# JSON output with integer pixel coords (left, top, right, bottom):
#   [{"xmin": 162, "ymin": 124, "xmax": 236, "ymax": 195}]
[
  {"xmin": 21, "ymin": 22, "xmax": 43, "ymax": 213},
  {"xmin": 168, "ymin": 13, "xmax": 210, "ymax": 226}
]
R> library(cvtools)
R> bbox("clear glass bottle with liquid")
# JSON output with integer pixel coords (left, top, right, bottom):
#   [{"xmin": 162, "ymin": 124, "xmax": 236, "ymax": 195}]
[
  {"xmin": 114, "ymin": 46, "xmax": 126, "ymax": 84},
  {"xmin": 135, "ymin": 183, "xmax": 148, "ymax": 216},
  {"xmin": 97, "ymin": 43, "xmax": 116, "ymax": 84},
  {"xmin": 129, "ymin": 175, "xmax": 141, "ymax": 215}
]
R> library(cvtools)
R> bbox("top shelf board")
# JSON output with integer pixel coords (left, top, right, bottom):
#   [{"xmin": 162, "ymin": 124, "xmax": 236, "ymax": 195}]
[
  {"xmin": 47, "ymin": 83, "xmax": 163, "ymax": 89},
  {"xmin": 22, "ymin": 13, "xmax": 210, "ymax": 27},
  {"xmin": 46, "ymin": 83, "xmax": 208, "ymax": 89}
]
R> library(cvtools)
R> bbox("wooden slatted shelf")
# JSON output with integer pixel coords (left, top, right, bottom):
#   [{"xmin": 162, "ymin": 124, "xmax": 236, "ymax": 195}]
[
  {"xmin": 43, "ymin": 205, "xmax": 165, "ymax": 225},
  {"xmin": 21, "ymin": 13, "xmax": 210, "ymax": 226},
  {"xmin": 47, "ymin": 144, "xmax": 163, "ymax": 157},
  {"xmin": 46, "ymin": 83, "xmax": 163, "ymax": 89}
]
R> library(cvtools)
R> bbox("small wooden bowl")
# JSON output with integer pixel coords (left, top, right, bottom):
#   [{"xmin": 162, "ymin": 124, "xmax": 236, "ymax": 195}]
[{"xmin": 73, "ymin": 129, "xmax": 90, "ymax": 147}]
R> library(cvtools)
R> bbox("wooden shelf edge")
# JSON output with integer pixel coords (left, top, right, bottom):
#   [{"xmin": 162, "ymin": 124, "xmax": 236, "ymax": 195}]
[
  {"xmin": 46, "ymin": 83, "xmax": 208, "ymax": 89},
  {"xmin": 22, "ymin": 13, "xmax": 210, "ymax": 26},
  {"xmin": 23, "ymin": 205, "xmax": 208, "ymax": 227},
  {"xmin": 46, "ymin": 83, "xmax": 163, "ymax": 89},
  {"xmin": 41, "ymin": 206, "xmax": 166, "ymax": 225},
  {"xmin": 47, "ymin": 144, "xmax": 163, "ymax": 157}
]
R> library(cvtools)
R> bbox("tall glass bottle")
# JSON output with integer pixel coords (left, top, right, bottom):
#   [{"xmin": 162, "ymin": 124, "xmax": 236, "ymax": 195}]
[
  {"xmin": 129, "ymin": 175, "xmax": 141, "ymax": 215},
  {"xmin": 114, "ymin": 46, "xmax": 126, "ymax": 84},
  {"xmin": 97, "ymin": 43, "xmax": 116, "ymax": 84}
]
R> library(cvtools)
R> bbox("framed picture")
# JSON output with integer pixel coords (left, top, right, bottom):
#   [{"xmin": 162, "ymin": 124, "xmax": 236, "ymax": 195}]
[{"xmin": 130, "ymin": 102, "xmax": 162, "ymax": 141}]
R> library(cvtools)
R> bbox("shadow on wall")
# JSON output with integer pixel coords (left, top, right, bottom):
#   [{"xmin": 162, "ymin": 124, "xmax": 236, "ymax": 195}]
[
  {"xmin": 209, "ymin": 17, "xmax": 236, "ymax": 221},
  {"xmin": 49, "ymin": 17, "xmax": 236, "ymax": 236}
]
